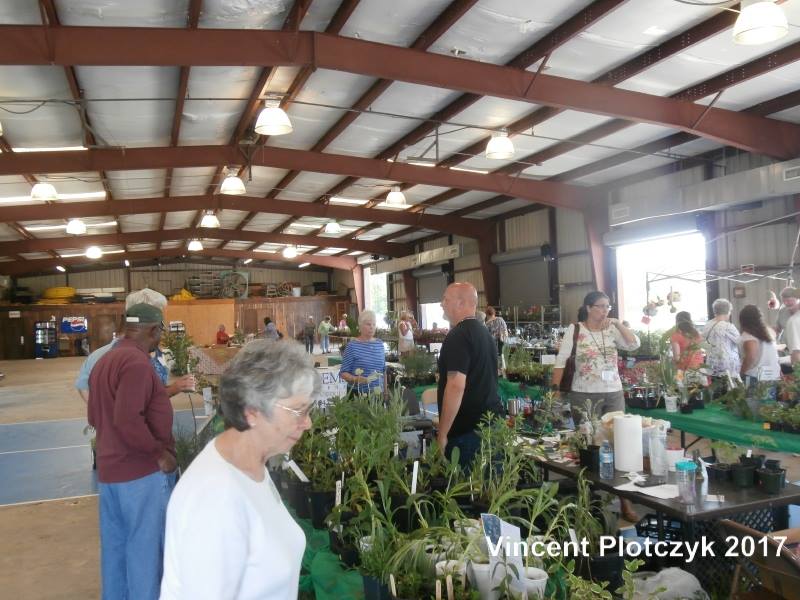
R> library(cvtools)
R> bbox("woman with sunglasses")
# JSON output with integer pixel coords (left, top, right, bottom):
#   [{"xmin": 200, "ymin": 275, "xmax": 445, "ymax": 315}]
[
  {"xmin": 161, "ymin": 339, "xmax": 319, "ymax": 600},
  {"xmin": 552, "ymin": 290, "xmax": 640, "ymax": 521}
]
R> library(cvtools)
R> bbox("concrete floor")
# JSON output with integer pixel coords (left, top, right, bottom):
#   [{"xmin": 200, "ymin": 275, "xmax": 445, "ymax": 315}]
[{"xmin": 0, "ymin": 356, "xmax": 204, "ymax": 599}]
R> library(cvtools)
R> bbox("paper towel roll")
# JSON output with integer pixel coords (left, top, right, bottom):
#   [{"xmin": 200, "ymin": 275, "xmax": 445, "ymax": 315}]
[{"xmin": 614, "ymin": 414, "xmax": 643, "ymax": 472}]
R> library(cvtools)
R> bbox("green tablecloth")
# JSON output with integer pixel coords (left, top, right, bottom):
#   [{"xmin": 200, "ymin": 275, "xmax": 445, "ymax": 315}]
[
  {"xmin": 628, "ymin": 404, "xmax": 800, "ymax": 453},
  {"xmin": 413, "ymin": 379, "xmax": 544, "ymax": 408},
  {"xmin": 296, "ymin": 518, "xmax": 364, "ymax": 600}
]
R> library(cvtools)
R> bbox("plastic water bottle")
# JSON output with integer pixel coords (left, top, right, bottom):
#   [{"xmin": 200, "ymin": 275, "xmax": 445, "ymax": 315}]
[
  {"xmin": 600, "ymin": 441, "xmax": 614, "ymax": 480},
  {"xmin": 649, "ymin": 423, "xmax": 668, "ymax": 477}
]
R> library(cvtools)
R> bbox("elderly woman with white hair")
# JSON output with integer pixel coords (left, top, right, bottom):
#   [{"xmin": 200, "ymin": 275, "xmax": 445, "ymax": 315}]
[
  {"xmin": 160, "ymin": 339, "xmax": 319, "ymax": 600},
  {"xmin": 339, "ymin": 309, "xmax": 385, "ymax": 395},
  {"xmin": 701, "ymin": 298, "xmax": 741, "ymax": 381}
]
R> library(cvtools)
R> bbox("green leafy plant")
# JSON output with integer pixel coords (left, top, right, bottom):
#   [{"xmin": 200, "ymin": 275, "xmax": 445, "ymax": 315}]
[
  {"xmin": 710, "ymin": 440, "xmax": 739, "ymax": 465},
  {"xmin": 399, "ymin": 351, "xmax": 437, "ymax": 383},
  {"xmin": 161, "ymin": 330, "xmax": 197, "ymax": 375}
]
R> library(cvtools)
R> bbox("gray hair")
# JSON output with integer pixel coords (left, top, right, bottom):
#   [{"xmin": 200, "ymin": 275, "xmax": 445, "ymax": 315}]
[
  {"xmin": 358, "ymin": 309, "xmax": 377, "ymax": 325},
  {"xmin": 219, "ymin": 339, "xmax": 320, "ymax": 431},
  {"xmin": 125, "ymin": 287, "xmax": 168, "ymax": 311},
  {"xmin": 711, "ymin": 298, "xmax": 732, "ymax": 316}
]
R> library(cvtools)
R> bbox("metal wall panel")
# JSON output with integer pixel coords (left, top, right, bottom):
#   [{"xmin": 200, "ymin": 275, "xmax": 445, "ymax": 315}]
[
  {"xmin": 505, "ymin": 209, "xmax": 549, "ymax": 250},
  {"xmin": 15, "ymin": 274, "xmax": 67, "ymax": 295},
  {"xmin": 454, "ymin": 236, "xmax": 480, "ymax": 270},
  {"xmin": 560, "ymin": 285, "xmax": 594, "ymax": 325},
  {"xmin": 69, "ymin": 269, "xmax": 126, "ymax": 291},
  {"xmin": 422, "ymin": 237, "xmax": 450, "ymax": 251},
  {"xmin": 556, "ymin": 208, "xmax": 588, "ymax": 254},
  {"xmin": 558, "ymin": 254, "xmax": 593, "ymax": 285}
]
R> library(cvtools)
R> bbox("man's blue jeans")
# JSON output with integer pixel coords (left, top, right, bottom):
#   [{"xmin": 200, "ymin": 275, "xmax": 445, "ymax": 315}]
[
  {"xmin": 445, "ymin": 430, "xmax": 481, "ymax": 470},
  {"xmin": 321, "ymin": 335, "xmax": 330, "ymax": 353},
  {"xmin": 99, "ymin": 469, "xmax": 176, "ymax": 600}
]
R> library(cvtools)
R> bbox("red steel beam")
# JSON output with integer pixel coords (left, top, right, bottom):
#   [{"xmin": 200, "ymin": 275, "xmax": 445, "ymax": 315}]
[
  {"xmin": 0, "ymin": 194, "xmax": 489, "ymax": 239},
  {"xmin": 264, "ymin": 0, "xmax": 480, "ymax": 235},
  {"xmin": 0, "ymin": 247, "xmax": 356, "ymax": 277},
  {"xmin": 2, "ymin": 28, "xmax": 797, "ymax": 157},
  {"xmin": 0, "ymin": 227, "xmax": 412, "ymax": 258},
  {"xmin": 0, "ymin": 145, "xmax": 592, "ymax": 210}
]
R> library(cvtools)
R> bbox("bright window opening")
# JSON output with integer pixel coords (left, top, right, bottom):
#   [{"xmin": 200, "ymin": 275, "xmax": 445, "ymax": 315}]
[
  {"xmin": 420, "ymin": 302, "xmax": 447, "ymax": 330},
  {"xmin": 616, "ymin": 232, "xmax": 708, "ymax": 332},
  {"xmin": 367, "ymin": 270, "xmax": 389, "ymax": 329}
]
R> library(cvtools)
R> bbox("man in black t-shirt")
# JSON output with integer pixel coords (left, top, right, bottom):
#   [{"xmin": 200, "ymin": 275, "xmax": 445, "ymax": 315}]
[{"xmin": 437, "ymin": 282, "xmax": 503, "ymax": 468}]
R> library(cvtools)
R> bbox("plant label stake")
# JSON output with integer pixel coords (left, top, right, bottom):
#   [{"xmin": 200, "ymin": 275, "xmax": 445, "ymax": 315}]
[
  {"xmin": 335, "ymin": 480, "xmax": 342, "ymax": 507},
  {"xmin": 283, "ymin": 459, "xmax": 309, "ymax": 483},
  {"xmin": 202, "ymin": 386, "xmax": 213, "ymax": 416},
  {"xmin": 393, "ymin": 442, "xmax": 399, "ymax": 458},
  {"xmin": 422, "ymin": 437, "xmax": 427, "ymax": 455},
  {"xmin": 435, "ymin": 579, "xmax": 442, "ymax": 600},
  {"xmin": 568, "ymin": 527, "xmax": 578, "ymax": 545},
  {"xmin": 389, "ymin": 574, "xmax": 397, "ymax": 598},
  {"xmin": 411, "ymin": 460, "xmax": 419, "ymax": 495},
  {"xmin": 446, "ymin": 575, "xmax": 454, "ymax": 600},
  {"xmin": 746, "ymin": 448, "xmax": 752, "ymax": 458},
  {"xmin": 469, "ymin": 476, "xmax": 474, "ymax": 502}
]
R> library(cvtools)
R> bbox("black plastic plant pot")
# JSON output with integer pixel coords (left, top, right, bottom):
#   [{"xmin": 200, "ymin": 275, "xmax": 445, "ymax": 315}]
[
  {"xmin": 579, "ymin": 445, "xmax": 601, "ymax": 475},
  {"xmin": 679, "ymin": 404, "xmax": 693, "ymax": 414},
  {"xmin": 578, "ymin": 553, "xmax": 625, "ymax": 592},
  {"xmin": 428, "ymin": 476, "xmax": 448, "ymax": 493},
  {"xmin": 757, "ymin": 468, "xmax": 785, "ymax": 495},
  {"xmin": 765, "ymin": 459, "xmax": 781, "ymax": 471},
  {"xmin": 390, "ymin": 493, "xmax": 420, "ymax": 533},
  {"xmin": 739, "ymin": 455, "xmax": 766, "ymax": 469},
  {"xmin": 286, "ymin": 479, "xmax": 311, "ymax": 518},
  {"xmin": 309, "ymin": 490, "xmax": 335, "ymax": 529},
  {"xmin": 731, "ymin": 464, "xmax": 756, "ymax": 488},
  {"xmin": 363, "ymin": 576, "xmax": 391, "ymax": 600},
  {"xmin": 706, "ymin": 463, "xmax": 732, "ymax": 483}
]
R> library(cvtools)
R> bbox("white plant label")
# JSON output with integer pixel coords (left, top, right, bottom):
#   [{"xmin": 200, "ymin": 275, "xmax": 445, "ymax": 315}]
[
  {"xmin": 284, "ymin": 459, "xmax": 309, "ymax": 483},
  {"xmin": 411, "ymin": 460, "xmax": 419, "ymax": 495},
  {"xmin": 335, "ymin": 480, "xmax": 342, "ymax": 507},
  {"xmin": 568, "ymin": 527, "xmax": 579, "ymax": 545},
  {"xmin": 435, "ymin": 580, "xmax": 442, "ymax": 600},
  {"xmin": 393, "ymin": 442, "xmax": 399, "ymax": 457},
  {"xmin": 446, "ymin": 575, "xmax": 454, "ymax": 600},
  {"xmin": 746, "ymin": 449, "xmax": 752, "ymax": 458},
  {"xmin": 202, "ymin": 387, "xmax": 213, "ymax": 416},
  {"xmin": 422, "ymin": 438, "xmax": 427, "ymax": 455}
]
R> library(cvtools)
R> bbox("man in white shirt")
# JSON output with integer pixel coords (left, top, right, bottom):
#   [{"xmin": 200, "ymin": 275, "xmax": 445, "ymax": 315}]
[{"xmin": 775, "ymin": 287, "xmax": 799, "ymax": 341}]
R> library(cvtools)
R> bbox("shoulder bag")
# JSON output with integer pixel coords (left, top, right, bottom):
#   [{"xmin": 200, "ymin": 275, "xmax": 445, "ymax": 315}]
[{"xmin": 559, "ymin": 323, "xmax": 581, "ymax": 393}]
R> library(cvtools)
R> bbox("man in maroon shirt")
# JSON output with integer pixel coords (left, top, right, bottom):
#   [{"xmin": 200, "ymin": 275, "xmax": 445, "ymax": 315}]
[{"xmin": 88, "ymin": 303, "xmax": 177, "ymax": 600}]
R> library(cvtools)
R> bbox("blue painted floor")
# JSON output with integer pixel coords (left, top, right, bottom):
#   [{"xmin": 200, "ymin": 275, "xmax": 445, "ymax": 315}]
[{"xmin": 0, "ymin": 410, "xmax": 208, "ymax": 506}]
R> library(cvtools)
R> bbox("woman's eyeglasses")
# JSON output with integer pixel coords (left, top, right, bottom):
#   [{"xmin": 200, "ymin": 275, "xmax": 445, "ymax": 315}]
[
  {"xmin": 275, "ymin": 403, "xmax": 314, "ymax": 419},
  {"xmin": 592, "ymin": 304, "xmax": 612, "ymax": 311}
]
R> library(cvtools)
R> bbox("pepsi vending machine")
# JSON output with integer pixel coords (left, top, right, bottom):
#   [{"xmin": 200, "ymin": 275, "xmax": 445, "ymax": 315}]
[{"xmin": 34, "ymin": 321, "xmax": 58, "ymax": 358}]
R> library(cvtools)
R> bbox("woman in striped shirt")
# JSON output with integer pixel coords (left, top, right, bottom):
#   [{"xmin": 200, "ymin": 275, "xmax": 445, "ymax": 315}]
[{"xmin": 340, "ymin": 310, "xmax": 385, "ymax": 395}]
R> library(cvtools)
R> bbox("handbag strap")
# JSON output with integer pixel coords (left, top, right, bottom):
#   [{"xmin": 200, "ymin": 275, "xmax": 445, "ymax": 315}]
[{"xmin": 569, "ymin": 322, "xmax": 581, "ymax": 359}]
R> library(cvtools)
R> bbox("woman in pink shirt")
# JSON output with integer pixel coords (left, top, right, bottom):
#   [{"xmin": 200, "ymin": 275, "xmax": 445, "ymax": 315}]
[{"xmin": 670, "ymin": 311, "xmax": 704, "ymax": 370}]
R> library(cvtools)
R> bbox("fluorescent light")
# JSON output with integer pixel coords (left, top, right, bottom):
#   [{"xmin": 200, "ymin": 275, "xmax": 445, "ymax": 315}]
[
  {"xmin": 255, "ymin": 98, "xmax": 293, "ymax": 136},
  {"xmin": 485, "ymin": 130, "xmax": 515, "ymax": 160},
  {"xmin": 253, "ymin": 248, "xmax": 277, "ymax": 253},
  {"xmin": 0, "ymin": 190, "xmax": 106, "ymax": 204},
  {"xmin": 242, "ymin": 258, "xmax": 253, "ymax": 264},
  {"xmin": 642, "ymin": 26, "xmax": 667, "ymax": 36},
  {"xmin": 85, "ymin": 246, "xmax": 103, "ymax": 259},
  {"xmin": 187, "ymin": 239, "xmax": 203, "ymax": 251},
  {"xmin": 733, "ymin": 0, "xmax": 788, "ymax": 45},
  {"xmin": 386, "ymin": 186, "xmax": 406, "ymax": 206},
  {"xmin": 450, "ymin": 166, "xmax": 489, "ymax": 175},
  {"xmin": 56, "ymin": 265, "xmax": 66, "ymax": 272},
  {"xmin": 25, "ymin": 219, "xmax": 117, "ymax": 232},
  {"xmin": 298, "ymin": 262, "xmax": 310, "ymax": 268},
  {"xmin": 406, "ymin": 157, "xmax": 437, "ymax": 167},
  {"xmin": 59, "ymin": 248, "xmax": 123, "ymax": 258},
  {"xmin": 31, "ymin": 182, "xmax": 58, "ymax": 201},
  {"xmin": 65, "ymin": 219, "xmax": 87, "ymax": 235},
  {"xmin": 288, "ymin": 222, "xmax": 322, "ymax": 229},
  {"xmin": 124, "ymin": 259, "xmax": 130, "ymax": 267},
  {"xmin": 282, "ymin": 246, "xmax": 298, "ymax": 259},
  {"xmin": 329, "ymin": 196, "xmax": 368, "ymax": 205},
  {"xmin": 199, "ymin": 211, "xmax": 220, "ymax": 228},
  {"xmin": 12, "ymin": 146, "xmax": 88, "ymax": 153}
]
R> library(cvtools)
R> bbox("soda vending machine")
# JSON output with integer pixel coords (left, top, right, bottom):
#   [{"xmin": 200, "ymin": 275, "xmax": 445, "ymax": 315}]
[{"xmin": 34, "ymin": 320, "xmax": 58, "ymax": 358}]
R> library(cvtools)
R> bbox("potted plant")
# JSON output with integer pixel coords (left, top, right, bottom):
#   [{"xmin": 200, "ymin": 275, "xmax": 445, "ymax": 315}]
[
  {"xmin": 707, "ymin": 441, "xmax": 738, "ymax": 482},
  {"xmin": 399, "ymin": 351, "xmax": 437, "ymax": 387}
]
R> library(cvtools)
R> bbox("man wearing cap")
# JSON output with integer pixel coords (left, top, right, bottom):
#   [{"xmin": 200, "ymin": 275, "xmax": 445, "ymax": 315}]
[
  {"xmin": 88, "ymin": 303, "xmax": 177, "ymax": 600},
  {"xmin": 780, "ymin": 287, "xmax": 800, "ymax": 367}
]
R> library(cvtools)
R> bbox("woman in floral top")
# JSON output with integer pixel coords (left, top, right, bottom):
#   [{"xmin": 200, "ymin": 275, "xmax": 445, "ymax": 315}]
[
  {"xmin": 552, "ymin": 290, "xmax": 640, "ymax": 521},
  {"xmin": 701, "ymin": 298, "xmax": 740, "ymax": 379}
]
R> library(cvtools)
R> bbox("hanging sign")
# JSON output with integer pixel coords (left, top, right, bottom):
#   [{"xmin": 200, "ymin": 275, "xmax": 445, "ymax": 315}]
[{"xmin": 61, "ymin": 316, "xmax": 88, "ymax": 333}]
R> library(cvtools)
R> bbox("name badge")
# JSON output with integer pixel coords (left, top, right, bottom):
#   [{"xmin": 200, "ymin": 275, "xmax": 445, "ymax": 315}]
[{"xmin": 601, "ymin": 369, "xmax": 616, "ymax": 382}]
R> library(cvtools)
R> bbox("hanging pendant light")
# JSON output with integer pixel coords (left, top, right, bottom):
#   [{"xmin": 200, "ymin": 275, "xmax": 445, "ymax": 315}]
[
  {"xmin": 282, "ymin": 245, "xmax": 298, "ymax": 259},
  {"xmin": 31, "ymin": 182, "xmax": 58, "ymax": 201},
  {"xmin": 65, "ymin": 218, "xmax": 87, "ymax": 235},
  {"xmin": 85, "ymin": 246, "xmax": 103, "ymax": 259},
  {"xmin": 255, "ymin": 97, "xmax": 293, "ymax": 136},
  {"xmin": 733, "ymin": 0, "xmax": 788, "ymax": 45},
  {"xmin": 188, "ymin": 239, "xmax": 204, "ymax": 251},
  {"xmin": 220, "ymin": 168, "xmax": 246, "ymax": 195},
  {"xmin": 485, "ymin": 130, "xmax": 515, "ymax": 160},
  {"xmin": 199, "ymin": 211, "xmax": 220, "ymax": 228},
  {"xmin": 324, "ymin": 221, "xmax": 341, "ymax": 234},
  {"xmin": 386, "ymin": 186, "xmax": 407, "ymax": 206}
]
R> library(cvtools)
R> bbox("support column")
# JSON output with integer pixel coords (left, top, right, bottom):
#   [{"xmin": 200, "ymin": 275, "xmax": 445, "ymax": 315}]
[
  {"xmin": 478, "ymin": 232, "xmax": 500, "ymax": 307},
  {"xmin": 547, "ymin": 207, "xmax": 559, "ymax": 306},
  {"xmin": 696, "ymin": 211, "xmax": 719, "ymax": 319},
  {"xmin": 584, "ymin": 205, "xmax": 612, "ymax": 295},
  {"xmin": 351, "ymin": 265, "xmax": 364, "ymax": 312},
  {"xmin": 402, "ymin": 270, "xmax": 418, "ymax": 316}
]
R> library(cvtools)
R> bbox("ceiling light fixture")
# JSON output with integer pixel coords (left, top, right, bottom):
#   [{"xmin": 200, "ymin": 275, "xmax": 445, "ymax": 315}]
[
  {"xmin": 324, "ymin": 221, "xmax": 342, "ymax": 234},
  {"xmin": 187, "ymin": 239, "xmax": 203, "ymax": 252},
  {"xmin": 485, "ymin": 130, "xmax": 515, "ymax": 160},
  {"xmin": 199, "ymin": 211, "xmax": 221, "ymax": 228},
  {"xmin": 85, "ymin": 246, "xmax": 103, "ymax": 259},
  {"xmin": 282, "ymin": 245, "xmax": 298, "ymax": 259},
  {"xmin": 733, "ymin": 0, "xmax": 788, "ymax": 45},
  {"xmin": 56, "ymin": 265, "xmax": 66, "ymax": 272},
  {"xmin": 386, "ymin": 186, "xmax": 407, "ymax": 206},
  {"xmin": 298, "ymin": 262, "xmax": 310, "ymax": 268},
  {"xmin": 255, "ymin": 96, "xmax": 293, "ymax": 136},
  {"xmin": 220, "ymin": 168, "xmax": 246, "ymax": 195},
  {"xmin": 65, "ymin": 218, "xmax": 87, "ymax": 235},
  {"xmin": 242, "ymin": 258, "xmax": 253, "ymax": 265},
  {"xmin": 329, "ymin": 196, "xmax": 369, "ymax": 205},
  {"xmin": 30, "ymin": 182, "xmax": 58, "ymax": 201},
  {"xmin": 124, "ymin": 259, "xmax": 130, "ymax": 267}
]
